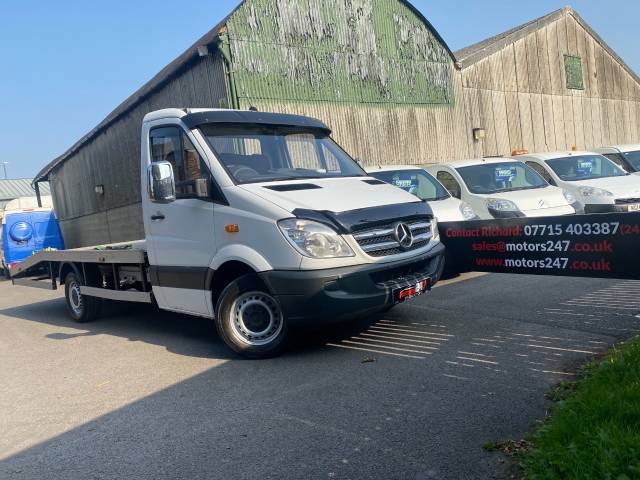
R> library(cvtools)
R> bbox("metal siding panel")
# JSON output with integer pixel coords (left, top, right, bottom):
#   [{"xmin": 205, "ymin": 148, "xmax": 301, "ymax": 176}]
[
  {"xmin": 478, "ymin": 89, "xmax": 497, "ymax": 156},
  {"xmin": 607, "ymin": 100, "xmax": 619, "ymax": 143},
  {"xmin": 505, "ymin": 91, "xmax": 523, "ymax": 151},
  {"xmin": 590, "ymin": 98, "xmax": 603, "ymax": 147},
  {"xmin": 546, "ymin": 21, "xmax": 563, "ymax": 96},
  {"xmin": 541, "ymin": 94, "xmax": 557, "ymax": 150},
  {"xmin": 536, "ymin": 28, "xmax": 552, "ymax": 95},
  {"xmin": 518, "ymin": 93, "xmax": 534, "ymax": 151},
  {"xmin": 464, "ymin": 88, "xmax": 483, "ymax": 158},
  {"xmin": 492, "ymin": 91, "xmax": 510, "ymax": 155},
  {"xmin": 58, "ymin": 212, "xmax": 110, "ymax": 249},
  {"xmin": 530, "ymin": 93, "xmax": 546, "ymax": 152},
  {"xmin": 526, "ymin": 33, "xmax": 541, "ymax": 94},
  {"xmin": 575, "ymin": 23, "xmax": 591, "ymax": 96},
  {"xmin": 106, "ymin": 203, "xmax": 144, "ymax": 244},
  {"xmin": 566, "ymin": 14, "xmax": 578, "ymax": 56},
  {"xmin": 488, "ymin": 51, "xmax": 504, "ymax": 92},
  {"xmin": 581, "ymin": 96, "xmax": 594, "ymax": 149},
  {"xmin": 595, "ymin": 44, "xmax": 608, "ymax": 99},
  {"xmin": 451, "ymin": 73, "xmax": 471, "ymax": 160},
  {"xmin": 556, "ymin": 16, "xmax": 569, "ymax": 92},
  {"xmin": 572, "ymin": 96, "xmax": 585, "ymax": 149},
  {"xmin": 622, "ymin": 100, "xmax": 632, "ymax": 142},
  {"xmin": 563, "ymin": 95, "xmax": 576, "ymax": 148},
  {"xmin": 501, "ymin": 45, "xmax": 518, "ymax": 92},
  {"xmin": 552, "ymin": 96, "xmax": 566, "ymax": 149},
  {"xmin": 476, "ymin": 59, "xmax": 492, "ymax": 91},
  {"xmin": 514, "ymin": 39, "xmax": 529, "ymax": 92}
]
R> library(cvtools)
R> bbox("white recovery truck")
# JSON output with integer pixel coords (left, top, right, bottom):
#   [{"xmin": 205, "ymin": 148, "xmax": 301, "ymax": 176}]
[{"xmin": 11, "ymin": 109, "xmax": 445, "ymax": 358}]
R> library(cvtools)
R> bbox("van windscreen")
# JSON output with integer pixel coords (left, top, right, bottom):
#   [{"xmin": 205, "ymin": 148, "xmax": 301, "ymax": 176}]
[
  {"xmin": 546, "ymin": 155, "xmax": 628, "ymax": 181},
  {"xmin": 456, "ymin": 162, "xmax": 548, "ymax": 194},
  {"xmin": 200, "ymin": 125, "xmax": 365, "ymax": 185}
]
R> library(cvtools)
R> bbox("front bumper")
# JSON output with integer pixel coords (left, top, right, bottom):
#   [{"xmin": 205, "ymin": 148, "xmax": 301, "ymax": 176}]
[
  {"xmin": 584, "ymin": 204, "xmax": 637, "ymax": 214},
  {"xmin": 259, "ymin": 243, "xmax": 446, "ymax": 324}
]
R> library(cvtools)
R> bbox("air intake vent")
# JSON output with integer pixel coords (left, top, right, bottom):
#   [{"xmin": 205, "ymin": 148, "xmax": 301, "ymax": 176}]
[
  {"xmin": 265, "ymin": 184, "xmax": 322, "ymax": 192},
  {"xmin": 362, "ymin": 179, "xmax": 386, "ymax": 185}
]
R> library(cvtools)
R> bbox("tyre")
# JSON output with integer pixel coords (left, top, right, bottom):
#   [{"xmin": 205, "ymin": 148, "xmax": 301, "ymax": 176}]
[
  {"xmin": 64, "ymin": 272, "xmax": 101, "ymax": 323},
  {"xmin": 215, "ymin": 275, "xmax": 288, "ymax": 359}
]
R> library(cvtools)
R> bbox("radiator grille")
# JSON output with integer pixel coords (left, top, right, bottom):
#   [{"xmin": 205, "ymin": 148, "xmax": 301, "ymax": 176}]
[{"xmin": 353, "ymin": 220, "xmax": 432, "ymax": 257}]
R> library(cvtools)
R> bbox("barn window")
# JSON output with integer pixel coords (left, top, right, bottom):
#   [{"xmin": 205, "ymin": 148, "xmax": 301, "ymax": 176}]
[{"xmin": 564, "ymin": 55, "xmax": 584, "ymax": 90}]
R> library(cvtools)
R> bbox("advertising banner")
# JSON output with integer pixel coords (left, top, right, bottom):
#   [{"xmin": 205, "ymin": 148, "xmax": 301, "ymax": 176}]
[{"xmin": 440, "ymin": 212, "xmax": 640, "ymax": 280}]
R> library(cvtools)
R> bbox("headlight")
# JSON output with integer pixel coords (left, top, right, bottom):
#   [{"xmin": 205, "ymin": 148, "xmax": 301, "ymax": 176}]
[
  {"xmin": 486, "ymin": 198, "xmax": 519, "ymax": 211},
  {"xmin": 278, "ymin": 219, "xmax": 354, "ymax": 259},
  {"xmin": 431, "ymin": 218, "xmax": 440, "ymax": 241},
  {"xmin": 578, "ymin": 186, "xmax": 613, "ymax": 198},
  {"xmin": 459, "ymin": 201, "xmax": 478, "ymax": 220},
  {"xmin": 563, "ymin": 190, "xmax": 578, "ymax": 205}
]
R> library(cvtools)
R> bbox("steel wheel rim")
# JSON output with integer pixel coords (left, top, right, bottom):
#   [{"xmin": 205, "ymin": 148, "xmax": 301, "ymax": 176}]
[
  {"xmin": 230, "ymin": 292, "xmax": 283, "ymax": 346},
  {"xmin": 69, "ymin": 281, "xmax": 84, "ymax": 316}
]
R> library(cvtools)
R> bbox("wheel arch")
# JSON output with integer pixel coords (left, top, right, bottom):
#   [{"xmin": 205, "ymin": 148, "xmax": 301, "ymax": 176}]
[
  {"xmin": 58, "ymin": 262, "xmax": 81, "ymax": 285},
  {"xmin": 209, "ymin": 260, "xmax": 263, "ymax": 310}
]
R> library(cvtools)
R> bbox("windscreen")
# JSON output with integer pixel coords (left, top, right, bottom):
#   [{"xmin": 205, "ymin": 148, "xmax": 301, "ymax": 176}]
[
  {"xmin": 546, "ymin": 155, "xmax": 628, "ymax": 181},
  {"xmin": 456, "ymin": 162, "xmax": 548, "ymax": 194},
  {"xmin": 200, "ymin": 125, "xmax": 365, "ymax": 184},
  {"xmin": 369, "ymin": 169, "xmax": 450, "ymax": 201},
  {"xmin": 622, "ymin": 151, "xmax": 640, "ymax": 172}
]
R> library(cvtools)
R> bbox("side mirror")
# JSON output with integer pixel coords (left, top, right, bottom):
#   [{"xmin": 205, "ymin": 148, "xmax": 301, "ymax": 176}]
[{"xmin": 147, "ymin": 162, "xmax": 176, "ymax": 204}]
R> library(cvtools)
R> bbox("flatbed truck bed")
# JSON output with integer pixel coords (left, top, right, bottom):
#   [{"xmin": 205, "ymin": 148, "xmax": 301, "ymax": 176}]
[{"xmin": 10, "ymin": 241, "xmax": 153, "ymax": 304}]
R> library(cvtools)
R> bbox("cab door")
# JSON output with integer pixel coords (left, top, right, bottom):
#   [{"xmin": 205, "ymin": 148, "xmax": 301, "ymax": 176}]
[{"xmin": 144, "ymin": 125, "xmax": 216, "ymax": 317}]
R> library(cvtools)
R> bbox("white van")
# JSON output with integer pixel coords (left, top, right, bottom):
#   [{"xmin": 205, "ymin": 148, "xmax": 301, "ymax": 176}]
[
  {"xmin": 517, "ymin": 151, "xmax": 640, "ymax": 213},
  {"xmin": 12, "ymin": 109, "xmax": 446, "ymax": 358},
  {"xmin": 594, "ymin": 145, "xmax": 640, "ymax": 175},
  {"xmin": 425, "ymin": 158, "xmax": 579, "ymax": 219},
  {"xmin": 365, "ymin": 166, "xmax": 479, "ymax": 221}
]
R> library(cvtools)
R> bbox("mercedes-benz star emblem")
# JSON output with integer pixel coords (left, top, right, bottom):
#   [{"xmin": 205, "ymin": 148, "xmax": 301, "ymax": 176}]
[{"xmin": 395, "ymin": 223, "xmax": 414, "ymax": 249}]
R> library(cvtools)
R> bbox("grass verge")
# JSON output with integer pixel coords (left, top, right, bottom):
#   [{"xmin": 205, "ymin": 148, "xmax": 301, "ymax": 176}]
[{"xmin": 524, "ymin": 338, "xmax": 640, "ymax": 479}]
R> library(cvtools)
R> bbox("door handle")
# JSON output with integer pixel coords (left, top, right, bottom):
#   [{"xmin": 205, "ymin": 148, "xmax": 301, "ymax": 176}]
[{"xmin": 151, "ymin": 213, "xmax": 166, "ymax": 221}]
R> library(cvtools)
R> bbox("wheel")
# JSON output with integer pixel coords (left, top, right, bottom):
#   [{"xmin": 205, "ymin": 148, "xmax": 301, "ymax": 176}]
[
  {"xmin": 64, "ymin": 272, "xmax": 101, "ymax": 323},
  {"xmin": 215, "ymin": 275, "xmax": 288, "ymax": 359}
]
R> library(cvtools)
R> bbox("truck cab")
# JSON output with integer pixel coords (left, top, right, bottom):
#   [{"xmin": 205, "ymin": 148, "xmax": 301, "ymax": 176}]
[{"xmin": 141, "ymin": 109, "xmax": 444, "ymax": 357}]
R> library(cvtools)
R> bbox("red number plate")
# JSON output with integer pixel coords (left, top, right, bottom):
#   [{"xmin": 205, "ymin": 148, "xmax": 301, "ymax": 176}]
[{"xmin": 395, "ymin": 278, "xmax": 430, "ymax": 303}]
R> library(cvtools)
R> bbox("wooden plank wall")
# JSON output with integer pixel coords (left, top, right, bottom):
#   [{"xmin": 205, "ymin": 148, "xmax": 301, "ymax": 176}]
[
  {"xmin": 458, "ymin": 13, "xmax": 640, "ymax": 159},
  {"xmin": 47, "ymin": 10, "xmax": 640, "ymax": 250},
  {"xmin": 49, "ymin": 54, "xmax": 229, "ymax": 248},
  {"xmin": 240, "ymin": 69, "xmax": 469, "ymax": 167}
]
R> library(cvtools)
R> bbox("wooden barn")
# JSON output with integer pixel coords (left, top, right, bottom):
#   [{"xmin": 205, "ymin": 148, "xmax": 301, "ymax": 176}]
[{"xmin": 34, "ymin": 1, "xmax": 640, "ymax": 248}]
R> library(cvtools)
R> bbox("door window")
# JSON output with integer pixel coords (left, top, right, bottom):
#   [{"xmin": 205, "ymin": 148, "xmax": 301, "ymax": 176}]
[
  {"xmin": 526, "ymin": 162, "xmax": 555, "ymax": 185},
  {"xmin": 603, "ymin": 153, "xmax": 629, "ymax": 172},
  {"xmin": 436, "ymin": 171, "xmax": 462, "ymax": 198},
  {"xmin": 150, "ymin": 127, "xmax": 212, "ymax": 199}
]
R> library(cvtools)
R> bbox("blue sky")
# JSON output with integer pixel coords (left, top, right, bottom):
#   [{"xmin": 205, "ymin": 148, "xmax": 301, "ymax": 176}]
[{"xmin": 1, "ymin": 0, "xmax": 639, "ymax": 179}]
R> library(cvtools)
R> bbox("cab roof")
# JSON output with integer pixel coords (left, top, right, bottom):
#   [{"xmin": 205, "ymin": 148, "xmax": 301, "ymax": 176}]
[
  {"xmin": 144, "ymin": 108, "xmax": 330, "ymax": 132},
  {"xmin": 364, "ymin": 165, "xmax": 425, "ymax": 173},
  {"xmin": 595, "ymin": 144, "xmax": 640, "ymax": 154},
  {"xmin": 427, "ymin": 157, "xmax": 519, "ymax": 169}
]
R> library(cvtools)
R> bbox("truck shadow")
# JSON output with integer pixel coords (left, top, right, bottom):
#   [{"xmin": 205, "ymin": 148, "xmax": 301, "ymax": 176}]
[{"xmin": 0, "ymin": 297, "xmax": 381, "ymax": 360}]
